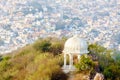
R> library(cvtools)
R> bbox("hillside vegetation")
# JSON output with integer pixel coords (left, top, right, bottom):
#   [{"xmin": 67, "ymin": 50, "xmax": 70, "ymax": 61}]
[
  {"xmin": 0, "ymin": 37, "xmax": 67, "ymax": 80},
  {"xmin": 0, "ymin": 37, "xmax": 120, "ymax": 80}
]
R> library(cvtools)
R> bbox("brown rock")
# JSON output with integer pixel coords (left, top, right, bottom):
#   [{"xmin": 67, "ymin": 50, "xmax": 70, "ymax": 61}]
[{"xmin": 94, "ymin": 73, "xmax": 104, "ymax": 80}]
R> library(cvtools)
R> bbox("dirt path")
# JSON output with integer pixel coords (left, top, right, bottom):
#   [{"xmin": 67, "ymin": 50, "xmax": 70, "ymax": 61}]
[{"xmin": 67, "ymin": 73, "xmax": 75, "ymax": 80}]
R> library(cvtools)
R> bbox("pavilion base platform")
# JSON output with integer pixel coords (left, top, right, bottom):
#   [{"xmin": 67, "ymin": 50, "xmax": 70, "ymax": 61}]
[{"xmin": 62, "ymin": 65, "xmax": 76, "ymax": 73}]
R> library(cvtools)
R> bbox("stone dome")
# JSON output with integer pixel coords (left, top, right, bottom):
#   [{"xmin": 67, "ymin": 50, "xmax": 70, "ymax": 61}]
[{"xmin": 63, "ymin": 35, "xmax": 89, "ymax": 54}]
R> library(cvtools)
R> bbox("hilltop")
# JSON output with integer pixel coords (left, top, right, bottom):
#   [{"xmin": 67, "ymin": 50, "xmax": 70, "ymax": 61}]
[{"xmin": 0, "ymin": 37, "xmax": 120, "ymax": 80}]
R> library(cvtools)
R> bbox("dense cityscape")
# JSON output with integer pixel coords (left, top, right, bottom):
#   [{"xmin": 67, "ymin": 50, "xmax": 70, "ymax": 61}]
[{"xmin": 0, "ymin": 0, "xmax": 120, "ymax": 54}]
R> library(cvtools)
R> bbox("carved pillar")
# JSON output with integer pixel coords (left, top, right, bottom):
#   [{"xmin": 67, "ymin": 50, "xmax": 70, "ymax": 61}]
[
  {"xmin": 64, "ymin": 54, "xmax": 66, "ymax": 67},
  {"xmin": 69, "ymin": 54, "xmax": 73, "ymax": 69}
]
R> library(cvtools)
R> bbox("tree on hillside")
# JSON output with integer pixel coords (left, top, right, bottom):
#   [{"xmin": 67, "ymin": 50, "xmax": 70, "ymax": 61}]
[{"xmin": 33, "ymin": 39, "xmax": 51, "ymax": 52}]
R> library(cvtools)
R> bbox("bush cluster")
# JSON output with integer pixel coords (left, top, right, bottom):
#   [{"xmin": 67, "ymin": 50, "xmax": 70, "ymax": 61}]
[
  {"xmin": 89, "ymin": 44, "xmax": 120, "ymax": 80},
  {"xmin": 0, "ymin": 38, "xmax": 67, "ymax": 80},
  {"xmin": 33, "ymin": 38, "xmax": 64, "ymax": 55},
  {"xmin": 75, "ymin": 55, "xmax": 95, "ymax": 71}
]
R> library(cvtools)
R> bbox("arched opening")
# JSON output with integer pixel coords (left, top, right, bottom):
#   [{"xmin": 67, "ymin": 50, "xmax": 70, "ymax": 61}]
[
  {"xmin": 73, "ymin": 55, "xmax": 78, "ymax": 64},
  {"xmin": 63, "ymin": 53, "xmax": 74, "ymax": 67},
  {"xmin": 66, "ymin": 54, "xmax": 70, "ymax": 65},
  {"xmin": 64, "ymin": 53, "xmax": 70, "ymax": 66}
]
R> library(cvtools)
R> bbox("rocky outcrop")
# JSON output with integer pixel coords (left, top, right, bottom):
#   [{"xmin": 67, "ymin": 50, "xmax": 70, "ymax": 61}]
[{"xmin": 94, "ymin": 73, "xmax": 104, "ymax": 80}]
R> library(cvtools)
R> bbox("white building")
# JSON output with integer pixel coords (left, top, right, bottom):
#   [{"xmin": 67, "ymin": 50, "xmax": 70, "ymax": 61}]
[{"xmin": 62, "ymin": 35, "xmax": 89, "ymax": 73}]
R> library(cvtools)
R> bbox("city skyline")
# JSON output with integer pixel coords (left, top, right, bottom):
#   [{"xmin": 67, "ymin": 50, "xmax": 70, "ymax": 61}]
[{"xmin": 0, "ymin": 0, "xmax": 120, "ymax": 54}]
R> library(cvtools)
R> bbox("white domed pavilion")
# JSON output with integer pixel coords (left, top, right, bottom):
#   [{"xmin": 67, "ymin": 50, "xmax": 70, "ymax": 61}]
[{"xmin": 62, "ymin": 35, "xmax": 89, "ymax": 72}]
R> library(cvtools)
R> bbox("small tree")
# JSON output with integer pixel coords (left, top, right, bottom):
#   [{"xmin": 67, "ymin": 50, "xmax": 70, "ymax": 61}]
[
  {"xmin": 49, "ymin": 42, "xmax": 64, "ymax": 55},
  {"xmin": 33, "ymin": 39, "xmax": 51, "ymax": 52}
]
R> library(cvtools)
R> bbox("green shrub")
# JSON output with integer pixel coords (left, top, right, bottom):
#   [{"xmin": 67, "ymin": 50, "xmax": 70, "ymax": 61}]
[
  {"xmin": 88, "ymin": 43, "xmax": 106, "ymax": 54},
  {"xmin": 49, "ymin": 42, "xmax": 64, "ymax": 55},
  {"xmin": 75, "ymin": 55, "xmax": 94, "ymax": 71},
  {"xmin": 0, "ymin": 56, "xmax": 12, "ymax": 80},
  {"xmin": 103, "ymin": 64, "xmax": 120, "ymax": 80},
  {"xmin": 0, "ymin": 56, "xmax": 11, "ymax": 72},
  {"xmin": 33, "ymin": 39, "xmax": 51, "ymax": 52},
  {"xmin": 111, "ymin": 51, "xmax": 120, "ymax": 62}
]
